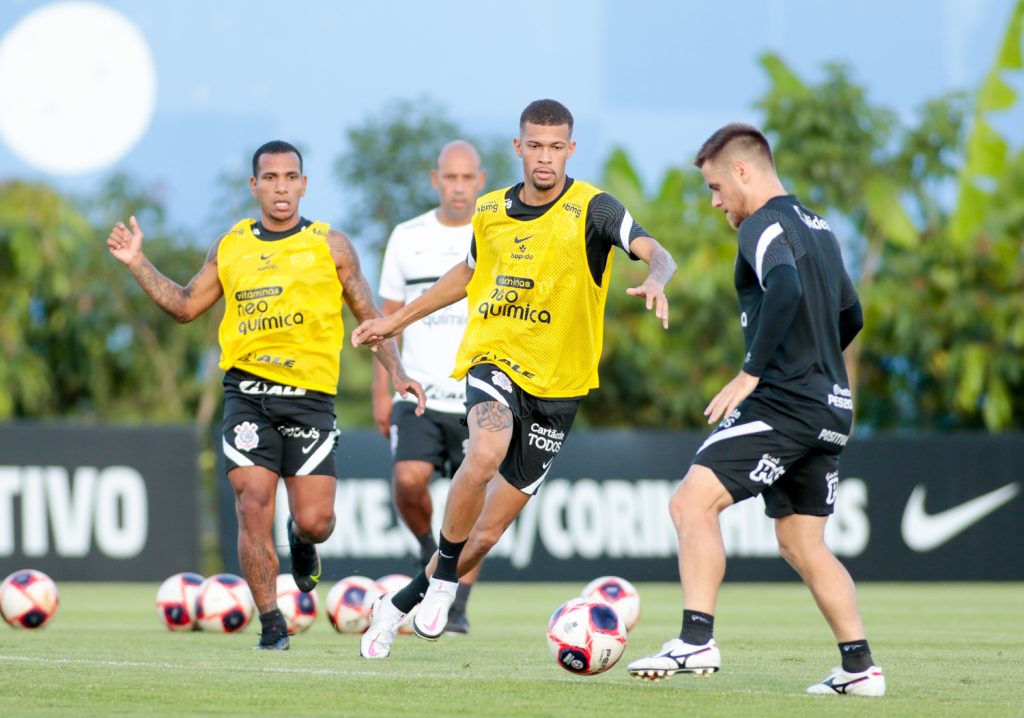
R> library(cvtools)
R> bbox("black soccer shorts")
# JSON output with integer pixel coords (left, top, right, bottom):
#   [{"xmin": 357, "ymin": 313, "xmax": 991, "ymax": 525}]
[
  {"xmin": 389, "ymin": 402, "xmax": 468, "ymax": 476},
  {"xmin": 464, "ymin": 363, "xmax": 580, "ymax": 495},
  {"xmin": 221, "ymin": 369, "xmax": 339, "ymax": 478},
  {"xmin": 693, "ymin": 397, "xmax": 847, "ymax": 518}
]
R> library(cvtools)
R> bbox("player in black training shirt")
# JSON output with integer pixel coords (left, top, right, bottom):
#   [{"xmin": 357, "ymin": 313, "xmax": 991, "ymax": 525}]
[{"xmin": 628, "ymin": 124, "xmax": 885, "ymax": 697}]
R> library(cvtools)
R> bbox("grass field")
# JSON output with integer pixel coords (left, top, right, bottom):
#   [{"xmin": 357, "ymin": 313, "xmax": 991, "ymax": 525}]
[{"xmin": 0, "ymin": 581, "xmax": 1021, "ymax": 717}]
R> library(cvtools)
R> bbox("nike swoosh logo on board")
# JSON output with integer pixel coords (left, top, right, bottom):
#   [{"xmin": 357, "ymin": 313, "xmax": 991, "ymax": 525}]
[{"xmin": 900, "ymin": 482, "xmax": 1020, "ymax": 552}]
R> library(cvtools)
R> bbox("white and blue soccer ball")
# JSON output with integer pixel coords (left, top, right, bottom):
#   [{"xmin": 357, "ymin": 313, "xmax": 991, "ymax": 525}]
[
  {"xmin": 1, "ymin": 569, "xmax": 59, "ymax": 629},
  {"xmin": 276, "ymin": 574, "xmax": 319, "ymax": 634},
  {"xmin": 326, "ymin": 575, "xmax": 381, "ymax": 634},
  {"xmin": 582, "ymin": 575, "xmax": 641, "ymax": 632},
  {"xmin": 547, "ymin": 597, "xmax": 627, "ymax": 675},
  {"xmin": 155, "ymin": 572, "xmax": 204, "ymax": 631},
  {"xmin": 195, "ymin": 573, "xmax": 253, "ymax": 633}
]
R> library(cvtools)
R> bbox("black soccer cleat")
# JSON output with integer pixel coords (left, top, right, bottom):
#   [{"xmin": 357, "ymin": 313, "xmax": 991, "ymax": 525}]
[
  {"xmin": 255, "ymin": 628, "xmax": 290, "ymax": 651},
  {"xmin": 445, "ymin": 609, "xmax": 470, "ymax": 635},
  {"xmin": 287, "ymin": 517, "xmax": 321, "ymax": 593}
]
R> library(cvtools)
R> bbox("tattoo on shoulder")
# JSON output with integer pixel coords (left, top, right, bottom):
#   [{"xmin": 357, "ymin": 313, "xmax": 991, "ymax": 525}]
[{"xmin": 473, "ymin": 402, "xmax": 513, "ymax": 432}]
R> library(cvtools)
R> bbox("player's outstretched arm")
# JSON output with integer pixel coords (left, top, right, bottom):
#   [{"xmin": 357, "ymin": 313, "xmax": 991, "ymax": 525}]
[
  {"xmin": 625, "ymin": 235, "xmax": 676, "ymax": 329},
  {"xmin": 330, "ymin": 229, "xmax": 426, "ymax": 415},
  {"xmin": 107, "ymin": 215, "xmax": 223, "ymax": 323},
  {"xmin": 351, "ymin": 259, "xmax": 473, "ymax": 348}
]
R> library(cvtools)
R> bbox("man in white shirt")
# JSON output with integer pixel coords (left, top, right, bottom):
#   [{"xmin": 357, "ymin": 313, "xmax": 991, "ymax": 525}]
[{"xmin": 372, "ymin": 140, "xmax": 487, "ymax": 633}]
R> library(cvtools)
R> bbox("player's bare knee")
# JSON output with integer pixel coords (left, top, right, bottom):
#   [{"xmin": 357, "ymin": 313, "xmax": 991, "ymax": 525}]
[
  {"xmin": 457, "ymin": 452, "xmax": 502, "ymax": 488},
  {"xmin": 293, "ymin": 509, "xmax": 335, "ymax": 543},
  {"xmin": 393, "ymin": 471, "xmax": 430, "ymax": 497}
]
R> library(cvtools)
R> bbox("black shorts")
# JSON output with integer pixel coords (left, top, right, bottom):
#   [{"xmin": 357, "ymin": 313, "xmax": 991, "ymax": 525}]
[
  {"xmin": 221, "ymin": 369, "xmax": 339, "ymax": 478},
  {"xmin": 389, "ymin": 402, "xmax": 468, "ymax": 477},
  {"xmin": 693, "ymin": 398, "xmax": 848, "ymax": 518},
  {"xmin": 465, "ymin": 364, "xmax": 579, "ymax": 495}
]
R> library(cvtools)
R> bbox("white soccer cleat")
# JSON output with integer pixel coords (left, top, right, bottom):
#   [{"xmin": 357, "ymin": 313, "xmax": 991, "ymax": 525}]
[
  {"xmin": 626, "ymin": 638, "xmax": 721, "ymax": 681},
  {"xmin": 412, "ymin": 576, "xmax": 458, "ymax": 641},
  {"xmin": 359, "ymin": 593, "xmax": 406, "ymax": 659},
  {"xmin": 807, "ymin": 665, "xmax": 886, "ymax": 697}
]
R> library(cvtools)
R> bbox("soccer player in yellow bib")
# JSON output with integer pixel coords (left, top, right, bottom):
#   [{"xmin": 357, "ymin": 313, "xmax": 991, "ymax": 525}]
[
  {"xmin": 352, "ymin": 100, "xmax": 677, "ymax": 659},
  {"xmin": 107, "ymin": 141, "xmax": 425, "ymax": 651}
]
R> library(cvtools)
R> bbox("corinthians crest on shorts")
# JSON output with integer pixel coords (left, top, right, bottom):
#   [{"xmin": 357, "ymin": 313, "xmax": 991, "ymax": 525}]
[{"xmin": 233, "ymin": 421, "xmax": 260, "ymax": 451}]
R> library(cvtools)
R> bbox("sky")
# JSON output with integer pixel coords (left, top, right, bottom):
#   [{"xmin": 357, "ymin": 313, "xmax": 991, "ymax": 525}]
[{"xmin": 0, "ymin": 0, "xmax": 1020, "ymax": 245}]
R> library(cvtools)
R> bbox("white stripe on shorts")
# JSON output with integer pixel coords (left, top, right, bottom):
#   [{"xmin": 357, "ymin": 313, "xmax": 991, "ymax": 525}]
[
  {"xmin": 467, "ymin": 373, "xmax": 510, "ymax": 407},
  {"xmin": 222, "ymin": 438, "xmax": 255, "ymax": 468},
  {"xmin": 697, "ymin": 420, "xmax": 774, "ymax": 455},
  {"xmin": 295, "ymin": 429, "xmax": 339, "ymax": 477}
]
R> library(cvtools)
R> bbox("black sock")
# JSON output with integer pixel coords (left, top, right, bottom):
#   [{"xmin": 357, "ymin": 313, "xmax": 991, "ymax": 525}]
[
  {"xmin": 416, "ymin": 531, "xmax": 438, "ymax": 566},
  {"xmin": 680, "ymin": 610, "xmax": 714, "ymax": 645},
  {"xmin": 434, "ymin": 532, "xmax": 466, "ymax": 583},
  {"xmin": 839, "ymin": 640, "xmax": 873, "ymax": 673},
  {"xmin": 259, "ymin": 609, "xmax": 287, "ymax": 636},
  {"xmin": 451, "ymin": 582, "xmax": 473, "ymax": 615},
  {"xmin": 391, "ymin": 570, "xmax": 430, "ymax": 614}
]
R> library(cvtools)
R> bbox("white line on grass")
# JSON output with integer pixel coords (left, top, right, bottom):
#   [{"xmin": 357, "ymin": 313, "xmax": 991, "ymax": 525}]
[{"xmin": 0, "ymin": 654, "xmax": 591, "ymax": 685}]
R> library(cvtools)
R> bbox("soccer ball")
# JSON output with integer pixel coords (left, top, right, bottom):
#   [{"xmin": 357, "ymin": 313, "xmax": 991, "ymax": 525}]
[
  {"xmin": 155, "ymin": 572, "xmax": 204, "ymax": 631},
  {"xmin": 0, "ymin": 569, "xmax": 59, "ymax": 629},
  {"xmin": 276, "ymin": 574, "xmax": 318, "ymax": 634},
  {"xmin": 547, "ymin": 598, "xmax": 627, "ymax": 675},
  {"xmin": 325, "ymin": 576, "xmax": 381, "ymax": 634},
  {"xmin": 375, "ymin": 573, "xmax": 415, "ymax": 634},
  {"xmin": 581, "ymin": 575, "xmax": 641, "ymax": 632},
  {"xmin": 195, "ymin": 573, "xmax": 253, "ymax": 633}
]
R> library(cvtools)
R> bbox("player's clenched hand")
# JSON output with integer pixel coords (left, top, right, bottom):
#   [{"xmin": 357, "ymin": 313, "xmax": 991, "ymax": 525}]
[
  {"xmin": 107, "ymin": 215, "xmax": 144, "ymax": 267},
  {"xmin": 704, "ymin": 371, "xmax": 759, "ymax": 425},
  {"xmin": 392, "ymin": 373, "xmax": 426, "ymax": 416},
  {"xmin": 351, "ymin": 317, "xmax": 400, "ymax": 350},
  {"xmin": 626, "ymin": 278, "xmax": 669, "ymax": 329}
]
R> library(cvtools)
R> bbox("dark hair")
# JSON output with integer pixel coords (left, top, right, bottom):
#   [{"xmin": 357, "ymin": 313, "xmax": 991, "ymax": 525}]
[
  {"xmin": 252, "ymin": 140, "xmax": 303, "ymax": 177},
  {"xmin": 694, "ymin": 123, "xmax": 774, "ymax": 168},
  {"xmin": 520, "ymin": 99, "xmax": 574, "ymax": 135}
]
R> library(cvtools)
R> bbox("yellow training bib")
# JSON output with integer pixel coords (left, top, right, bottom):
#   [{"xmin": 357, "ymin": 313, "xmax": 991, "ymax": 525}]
[{"xmin": 217, "ymin": 219, "xmax": 344, "ymax": 394}]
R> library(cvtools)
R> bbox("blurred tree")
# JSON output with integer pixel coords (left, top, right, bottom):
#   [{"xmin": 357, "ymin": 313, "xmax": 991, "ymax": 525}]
[
  {"xmin": 0, "ymin": 177, "xmax": 217, "ymax": 422},
  {"xmin": 334, "ymin": 96, "xmax": 516, "ymax": 253},
  {"xmin": 756, "ymin": 0, "xmax": 1024, "ymax": 430},
  {"xmin": 583, "ymin": 152, "xmax": 740, "ymax": 429}
]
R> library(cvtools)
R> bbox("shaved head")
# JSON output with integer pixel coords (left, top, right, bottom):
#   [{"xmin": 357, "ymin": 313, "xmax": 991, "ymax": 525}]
[
  {"xmin": 432, "ymin": 139, "xmax": 486, "ymax": 226},
  {"xmin": 436, "ymin": 140, "xmax": 482, "ymax": 171}
]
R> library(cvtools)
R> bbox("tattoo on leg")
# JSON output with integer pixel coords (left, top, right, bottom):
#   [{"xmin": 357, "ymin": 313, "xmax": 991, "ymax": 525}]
[
  {"xmin": 240, "ymin": 541, "xmax": 280, "ymax": 614},
  {"xmin": 474, "ymin": 403, "xmax": 513, "ymax": 432}
]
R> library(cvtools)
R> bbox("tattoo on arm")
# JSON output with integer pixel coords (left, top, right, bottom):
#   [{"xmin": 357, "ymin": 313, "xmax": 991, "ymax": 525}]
[
  {"xmin": 130, "ymin": 236, "xmax": 221, "ymax": 323},
  {"xmin": 646, "ymin": 244, "xmax": 676, "ymax": 285},
  {"xmin": 372, "ymin": 338, "xmax": 402, "ymax": 376},
  {"xmin": 473, "ymin": 402, "xmax": 514, "ymax": 432}
]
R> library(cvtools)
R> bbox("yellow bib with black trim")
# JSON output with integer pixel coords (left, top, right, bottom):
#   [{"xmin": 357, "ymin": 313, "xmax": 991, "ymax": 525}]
[
  {"xmin": 453, "ymin": 181, "xmax": 611, "ymax": 398},
  {"xmin": 217, "ymin": 219, "xmax": 344, "ymax": 394}
]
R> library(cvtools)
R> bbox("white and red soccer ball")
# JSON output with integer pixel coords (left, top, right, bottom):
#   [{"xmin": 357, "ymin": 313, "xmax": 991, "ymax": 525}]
[
  {"xmin": 276, "ymin": 574, "xmax": 318, "ymax": 634},
  {"xmin": 195, "ymin": 573, "xmax": 253, "ymax": 633},
  {"xmin": 155, "ymin": 572, "xmax": 204, "ymax": 631},
  {"xmin": 0, "ymin": 569, "xmax": 59, "ymax": 629},
  {"xmin": 325, "ymin": 575, "xmax": 381, "ymax": 634},
  {"xmin": 547, "ymin": 597, "xmax": 627, "ymax": 675},
  {"xmin": 581, "ymin": 575, "xmax": 641, "ymax": 632}
]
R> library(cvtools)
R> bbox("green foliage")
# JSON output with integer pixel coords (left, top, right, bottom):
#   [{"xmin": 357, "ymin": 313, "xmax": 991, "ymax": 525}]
[
  {"xmin": 754, "ymin": 2, "xmax": 1024, "ymax": 430},
  {"xmin": 0, "ymin": 177, "xmax": 216, "ymax": 421},
  {"xmin": 334, "ymin": 96, "xmax": 516, "ymax": 253},
  {"xmin": 583, "ymin": 150, "xmax": 741, "ymax": 429}
]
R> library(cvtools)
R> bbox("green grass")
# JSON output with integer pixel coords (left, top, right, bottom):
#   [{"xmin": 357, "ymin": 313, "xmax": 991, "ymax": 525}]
[{"xmin": 0, "ymin": 582, "xmax": 1021, "ymax": 717}]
